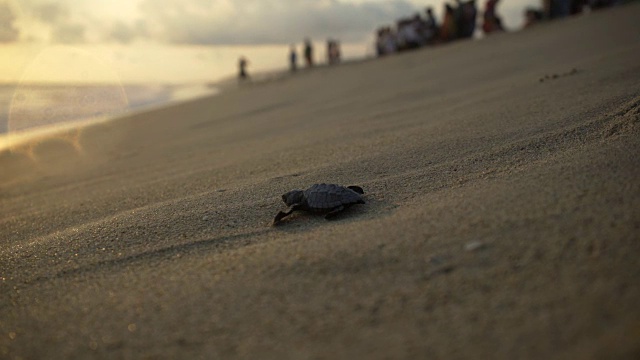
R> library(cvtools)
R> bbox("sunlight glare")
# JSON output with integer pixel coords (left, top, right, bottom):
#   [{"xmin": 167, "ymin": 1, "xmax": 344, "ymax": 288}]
[{"xmin": 9, "ymin": 45, "xmax": 128, "ymax": 133}]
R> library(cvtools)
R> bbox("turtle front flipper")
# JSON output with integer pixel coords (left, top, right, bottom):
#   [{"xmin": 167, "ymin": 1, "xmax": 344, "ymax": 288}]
[
  {"xmin": 347, "ymin": 186, "xmax": 364, "ymax": 194},
  {"xmin": 273, "ymin": 204, "xmax": 302, "ymax": 225}
]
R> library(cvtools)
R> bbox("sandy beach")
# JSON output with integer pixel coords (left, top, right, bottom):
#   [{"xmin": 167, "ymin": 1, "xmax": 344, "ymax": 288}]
[{"xmin": 1, "ymin": 4, "xmax": 640, "ymax": 359}]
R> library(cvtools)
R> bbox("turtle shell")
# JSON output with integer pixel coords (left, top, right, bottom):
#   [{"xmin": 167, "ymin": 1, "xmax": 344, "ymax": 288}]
[{"xmin": 303, "ymin": 183, "xmax": 363, "ymax": 211}]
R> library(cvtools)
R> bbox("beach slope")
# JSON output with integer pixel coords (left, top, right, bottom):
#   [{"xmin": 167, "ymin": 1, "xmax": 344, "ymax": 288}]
[{"xmin": 1, "ymin": 4, "xmax": 640, "ymax": 359}]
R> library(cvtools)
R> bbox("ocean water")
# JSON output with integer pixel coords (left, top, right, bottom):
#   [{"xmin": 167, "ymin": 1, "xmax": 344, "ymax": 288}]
[
  {"xmin": 0, "ymin": 83, "xmax": 219, "ymax": 135},
  {"xmin": 0, "ymin": 39, "xmax": 372, "ymax": 140}
]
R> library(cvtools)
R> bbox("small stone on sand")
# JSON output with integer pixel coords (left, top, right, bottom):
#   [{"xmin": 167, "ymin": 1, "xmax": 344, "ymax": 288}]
[{"xmin": 464, "ymin": 241, "xmax": 486, "ymax": 252}]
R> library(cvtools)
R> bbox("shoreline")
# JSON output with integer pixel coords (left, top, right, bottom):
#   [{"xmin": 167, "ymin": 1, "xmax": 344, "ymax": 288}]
[
  {"xmin": 0, "ymin": 51, "xmax": 378, "ymax": 150},
  {"xmin": 0, "ymin": 83, "xmax": 220, "ymax": 150}
]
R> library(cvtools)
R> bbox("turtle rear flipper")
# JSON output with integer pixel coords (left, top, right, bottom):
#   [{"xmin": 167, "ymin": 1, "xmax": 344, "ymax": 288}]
[
  {"xmin": 324, "ymin": 205, "xmax": 345, "ymax": 219},
  {"xmin": 347, "ymin": 185, "xmax": 364, "ymax": 194}
]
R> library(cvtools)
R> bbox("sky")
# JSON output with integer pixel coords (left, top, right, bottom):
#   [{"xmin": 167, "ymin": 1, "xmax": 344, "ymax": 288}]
[{"xmin": 1, "ymin": 0, "xmax": 541, "ymax": 84}]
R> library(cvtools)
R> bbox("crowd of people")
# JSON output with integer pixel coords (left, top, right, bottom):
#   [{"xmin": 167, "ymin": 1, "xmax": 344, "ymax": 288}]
[
  {"xmin": 239, "ymin": 0, "xmax": 623, "ymax": 79},
  {"xmin": 239, "ymin": 37, "xmax": 342, "ymax": 80},
  {"xmin": 524, "ymin": 0, "xmax": 621, "ymax": 27},
  {"xmin": 376, "ymin": 0, "xmax": 622, "ymax": 56},
  {"xmin": 376, "ymin": 0, "xmax": 488, "ymax": 56},
  {"xmin": 288, "ymin": 38, "xmax": 342, "ymax": 72}
]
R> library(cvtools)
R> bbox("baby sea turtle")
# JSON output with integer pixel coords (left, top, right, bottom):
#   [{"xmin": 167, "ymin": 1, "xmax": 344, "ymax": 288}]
[{"xmin": 273, "ymin": 183, "xmax": 365, "ymax": 225}]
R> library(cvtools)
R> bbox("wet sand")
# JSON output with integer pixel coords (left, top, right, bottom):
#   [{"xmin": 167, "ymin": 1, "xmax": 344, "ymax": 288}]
[{"xmin": 1, "ymin": 4, "xmax": 640, "ymax": 359}]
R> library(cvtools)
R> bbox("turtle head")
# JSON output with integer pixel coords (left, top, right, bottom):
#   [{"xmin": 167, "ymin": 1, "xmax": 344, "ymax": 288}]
[{"xmin": 282, "ymin": 190, "xmax": 304, "ymax": 206}]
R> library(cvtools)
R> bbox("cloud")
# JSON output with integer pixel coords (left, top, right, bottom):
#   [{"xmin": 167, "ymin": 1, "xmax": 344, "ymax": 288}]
[
  {"xmin": 15, "ymin": 1, "xmax": 86, "ymax": 43},
  {"xmin": 108, "ymin": 21, "xmax": 138, "ymax": 44},
  {"xmin": 0, "ymin": 2, "xmax": 20, "ymax": 42},
  {"xmin": 31, "ymin": 2, "xmax": 69, "ymax": 24},
  {"xmin": 14, "ymin": 0, "xmax": 421, "ymax": 45},
  {"xmin": 137, "ymin": 0, "xmax": 420, "ymax": 45},
  {"xmin": 51, "ymin": 23, "xmax": 86, "ymax": 43}
]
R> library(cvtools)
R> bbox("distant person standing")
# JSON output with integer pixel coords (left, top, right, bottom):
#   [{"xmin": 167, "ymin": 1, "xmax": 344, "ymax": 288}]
[
  {"xmin": 238, "ymin": 56, "xmax": 249, "ymax": 80},
  {"xmin": 440, "ymin": 4, "xmax": 457, "ymax": 42},
  {"xmin": 289, "ymin": 45, "xmax": 297, "ymax": 72},
  {"xmin": 327, "ymin": 39, "xmax": 341, "ymax": 65},
  {"xmin": 333, "ymin": 40, "xmax": 341, "ymax": 64},
  {"xmin": 483, "ymin": 0, "xmax": 504, "ymax": 34},
  {"xmin": 424, "ymin": 7, "xmax": 439, "ymax": 44},
  {"xmin": 458, "ymin": 0, "xmax": 478, "ymax": 38},
  {"xmin": 375, "ymin": 27, "xmax": 397, "ymax": 56},
  {"xmin": 327, "ymin": 39, "xmax": 334, "ymax": 65},
  {"xmin": 549, "ymin": 0, "xmax": 571, "ymax": 18},
  {"xmin": 304, "ymin": 38, "xmax": 314, "ymax": 68}
]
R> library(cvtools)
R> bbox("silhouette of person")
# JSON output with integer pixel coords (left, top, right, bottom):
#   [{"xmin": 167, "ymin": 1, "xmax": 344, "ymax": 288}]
[
  {"xmin": 327, "ymin": 39, "xmax": 341, "ymax": 65},
  {"xmin": 424, "ymin": 7, "xmax": 439, "ymax": 44},
  {"xmin": 332, "ymin": 40, "xmax": 341, "ymax": 64},
  {"xmin": 289, "ymin": 45, "xmax": 297, "ymax": 72},
  {"xmin": 304, "ymin": 38, "xmax": 314, "ymax": 68},
  {"xmin": 457, "ymin": 0, "xmax": 477, "ymax": 38},
  {"xmin": 483, "ymin": 0, "xmax": 504, "ymax": 34},
  {"xmin": 440, "ymin": 4, "xmax": 457, "ymax": 42},
  {"xmin": 238, "ymin": 56, "xmax": 249, "ymax": 80}
]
